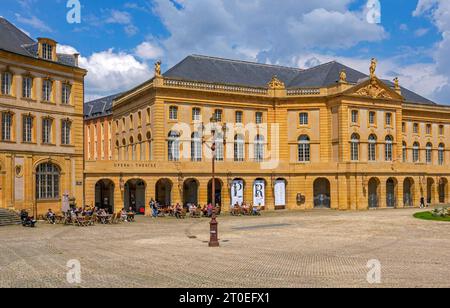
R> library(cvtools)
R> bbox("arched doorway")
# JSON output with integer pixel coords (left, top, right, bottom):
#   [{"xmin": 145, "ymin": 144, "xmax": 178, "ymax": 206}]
[
  {"xmin": 439, "ymin": 178, "xmax": 448, "ymax": 204},
  {"xmin": 95, "ymin": 179, "xmax": 115, "ymax": 213},
  {"xmin": 368, "ymin": 178, "xmax": 380, "ymax": 208},
  {"xmin": 183, "ymin": 179, "xmax": 199, "ymax": 206},
  {"xmin": 124, "ymin": 179, "xmax": 146, "ymax": 214},
  {"xmin": 208, "ymin": 179, "xmax": 223, "ymax": 207},
  {"xmin": 253, "ymin": 178, "xmax": 266, "ymax": 208},
  {"xmin": 386, "ymin": 178, "xmax": 397, "ymax": 208},
  {"xmin": 231, "ymin": 178, "xmax": 245, "ymax": 206},
  {"xmin": 274, "ymin": 178, "xmax": 287, "ymax": 209},
  {"xmin": 403, "ymin": 178, "xmax": 414, "ymax": 207},
  {"xmin": 426, "ymin": 178, "xmax": 435, "ymax": 204},
  {"xmin": 156, "ymin": 179, "xmax": 172, "ymax": 206},
  {"xmin": 313, "ymin": 178, "xmax": 331, "ymax": 208}
]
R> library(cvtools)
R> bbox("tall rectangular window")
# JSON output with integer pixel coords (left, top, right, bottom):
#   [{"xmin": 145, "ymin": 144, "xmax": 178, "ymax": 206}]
[
  {"xmin": 192, "ymin": 108, "xmax": 201, "ymax": 121},
  {"xmin": 1, "ymin": 72, "xmax": 12, "ymax": 95},
  {"xmin": 169, "ymin": 106, "xmax": 178, "ymax": 120},
  {"xmin": 299, "ymin": 112, "xmax": 309, "ymax": 125},
  {"xmin": 1, "ymin": 112, "xmax": 12, "ymax": 141},
  {"xmin": 235, "ymin": 111, "xmax": 243, "ymax": 124},
  {"xmin": 426, "ymin": 124, "xmax": 432, "ymax": 135},
  {"xmin": 42, "ymin": 118, "xmax": 52, "ymax": 144},
  {"xmin": 385, "ymin": 113, "xmax": 392, "ymax": 126},
  {"xmin": 42, "ymin": 43, "xmax": 53, "ymax": 60},
  {"xmin": 42, "ymin": 79, "xmax": 52, "ymax": 102},
  {"xmin": 22, "ymin": 76, "xmax": 33, "ymax": 98},
  {"xmin": 62, "ymin": 83, "xmax": 71, "ymax": 104},
  {"xmin": 23, "ymin": 115, "xmax": 33, "ymax": 143},
  {"xmin": 61, "ymin": 120, "xmax": 71, "ymax": 145},
  {"xmin": 369, "ymin": 111, "xmax": 376, "ymax": 125},
  {"xmin": 351, "ymin": 110, "xmax": 359, "ymax": 124},
  {"xmin": 439, "ymin": 125, "xmax": 444, "ymax": 135},
  {"xmin": 255, "ymin": 112, "xmax": 263, "ymax": 124},
  {"xmin": 413, "ymin": 123, "xmax": 419, "ymax": 134},
  {"xmin": 214, "ymin": 109, "xmax": 223, "ymax": 122}
]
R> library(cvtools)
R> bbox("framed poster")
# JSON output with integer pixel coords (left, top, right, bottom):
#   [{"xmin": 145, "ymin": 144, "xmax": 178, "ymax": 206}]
[
  {"xmin": 253, "ymin": 180, "xmax": 265, "ymax": 207},
  {"xmin": 231, "ymin": 180, "xmax": 244, "ymax": 206},
  {"xmin": 274, "ymin": 180, "xmax": 286, "ymax": 206}
]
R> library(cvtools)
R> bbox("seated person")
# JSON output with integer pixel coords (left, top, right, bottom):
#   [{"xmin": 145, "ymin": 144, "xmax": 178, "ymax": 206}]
[
  {"xmin": 20, "ymin": 209, "xmax": 29, "ymax": 222},
  {"xmin": 175, "ymin": 204, "xmax": 182, "ymax": 219},
  {"xmin": 121, "ymin": 208, "xmax": 128, "ymax": 222},
  {"xmin": 46, "ymin": 209, "xmax": 56, "ymax": 224}
]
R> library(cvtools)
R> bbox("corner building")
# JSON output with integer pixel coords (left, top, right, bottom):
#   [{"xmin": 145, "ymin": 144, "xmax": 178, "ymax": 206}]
[
  {"xmin": 84, "ymin": 55, "xmax": 450, "ymax": 214},
  {"xmin": 0, "ymin": 18, "xmax": 86, "ymax": 215}
]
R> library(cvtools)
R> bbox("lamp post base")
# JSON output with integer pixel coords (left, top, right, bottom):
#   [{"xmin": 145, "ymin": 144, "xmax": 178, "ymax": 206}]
[{"xmin": 209, "ymin": 214, "xmax": 220, "ymax": 247}]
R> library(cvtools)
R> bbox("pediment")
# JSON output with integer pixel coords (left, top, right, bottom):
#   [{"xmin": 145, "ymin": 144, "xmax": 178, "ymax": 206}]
[{"xmin": 344, "ymin": 77, "xmax": 403, "ymax": 101}]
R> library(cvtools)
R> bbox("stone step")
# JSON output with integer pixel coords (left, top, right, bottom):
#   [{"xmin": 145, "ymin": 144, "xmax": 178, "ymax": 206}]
[{"xmin": 0, "ymin": 209, "xmax": 22, "ymax": 226}]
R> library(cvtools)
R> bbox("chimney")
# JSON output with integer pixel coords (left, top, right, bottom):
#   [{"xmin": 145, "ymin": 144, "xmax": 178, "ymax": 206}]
[{"xmin": 73, "ymin": 53, "xmax": 80, "ymax": 67}]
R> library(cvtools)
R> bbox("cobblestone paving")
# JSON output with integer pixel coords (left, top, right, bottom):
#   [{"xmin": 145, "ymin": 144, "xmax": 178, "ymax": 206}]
[{"xmin": 0, "ymin": 209, "xmax": 449, "ymax": 288}]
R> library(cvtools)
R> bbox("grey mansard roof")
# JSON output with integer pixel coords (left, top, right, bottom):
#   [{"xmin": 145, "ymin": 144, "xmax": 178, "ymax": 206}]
[
  {"xmin": 84, "ymin": 93, "xmax": 123, "ymax": 120},
  {"xmin": 164, "ymin": 55, "xmax": 436, "ymax": 105},
  {"xmin": 0, "ymin": 17, "xmax": 79, "ymax": 67}
]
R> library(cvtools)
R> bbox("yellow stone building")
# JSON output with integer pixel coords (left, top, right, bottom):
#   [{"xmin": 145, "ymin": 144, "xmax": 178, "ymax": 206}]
[
  {"xmin": 84, "ymin": 55, "xmax": 450, "ymax": 214},
  {"xmin": 0, "ymin": 18, "xmax": 86, "ymax": 216}
]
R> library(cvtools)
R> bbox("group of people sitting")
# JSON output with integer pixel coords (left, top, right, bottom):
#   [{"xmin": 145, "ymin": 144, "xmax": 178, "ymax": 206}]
[
  {"xmin": 231, "ymin": 202, "xmax": 262, "ymax": 216},
  {"xmin": 20, "ymin": 210, "xmax": 37, "ymax": 227},
  {"xmin": 43, "ymin": 206, "xmax": 136, "ymax": 225},
  {"xmin": 149, "ymin": 199, "xmax": 220, "ymax": 219}
]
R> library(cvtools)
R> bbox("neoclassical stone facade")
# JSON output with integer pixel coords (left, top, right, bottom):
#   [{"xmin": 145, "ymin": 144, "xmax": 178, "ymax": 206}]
[
  {"xmin": 84, "ymin": 55, "xmax": 450, "ymax": 214},
  {"xmin": 0, "ymin": 18, "xmax": 86, "ymax": 215}
]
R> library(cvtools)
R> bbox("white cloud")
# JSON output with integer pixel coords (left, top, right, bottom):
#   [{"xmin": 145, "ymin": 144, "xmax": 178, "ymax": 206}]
[
  {"xmin": 414, "ymin": 27, "xmax": 430, "ymax": 37},
  {"xmin": 135, "ymin": 41, "xmax": 164, "ymax": 60},
  {"xmin": 153, "ymin": 0, "xmax": 386, "ymax": 66},
  {"xmin": 59, "ymin": 45, "xmax": 152, "ymax": 99},
  {"xmin": 15, "ymin": 13, "xmax": 52, "ymax": 33},
  {"xmin": 106, "ymin": 10, "xmax": 132, "ymax": 25}
]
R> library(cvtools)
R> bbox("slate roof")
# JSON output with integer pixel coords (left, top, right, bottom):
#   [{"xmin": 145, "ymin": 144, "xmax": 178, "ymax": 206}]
[
  {"xmin": 84, "ymin": 93, "xmax": 123, "ymax": 120},
  {"xmin": 164, "ymin": 55, "xmax": 436, "ymax": 105},
  {"xmin": 0, "ymin": 17, "xmax": 78, "ymax": 67}
]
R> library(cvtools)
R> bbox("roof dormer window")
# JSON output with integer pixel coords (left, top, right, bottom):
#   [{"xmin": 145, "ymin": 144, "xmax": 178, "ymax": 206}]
[
  {"xmin": 38, "ymin": 38, "xmax": 57, "ymax": 61},
  {"xmin": 42, "ymin": 43, "xmax": 53, "ymax": 60}
]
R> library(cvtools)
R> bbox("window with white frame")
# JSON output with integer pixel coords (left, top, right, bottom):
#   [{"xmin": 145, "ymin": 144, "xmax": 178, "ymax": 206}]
[
  {"xmin": 191, "ymin": 132, "xmax": 202, "ymax": 162},
  {"xmin": 192, "ymin": 108, "xmax": 201, "ymax": 122},
  {"xmin": 351, "ymin": 110, "xmax": 359, "ymax": 124},
  {"xmin": 22, "ymin": 76, "xmax": 32, "ymax": 98},
  {"xmin": 62, "ymin": 83, "xmax": 71, "ymax": 104},
  {"xmin": 36, "ymin": 163, "xmax": 60, "ymax": 200},
  {"xmin": 439, "ymin": 125, "xmax": 444, "ymax": 135},
  {"xmin": 42, "ymin": 43, "xmax": 53, "ymax": 60},
  {"xmin": 215, "ymin": 132, "xmax": 224, "ymax": 161},
  {"xmin": 23, "ymin": 115, "xmax": 33, "ymax": 143},
  {"xmin": 234, "ymin": 134, "xmax": 244, "ymax": 162},
  {"xmin": 438, "ymin": 144, "xmax": 445, "ymax": 166},
  {"xmin": 298, "ymin": 135, "xmax": 310, "ymax": 162},
  {"xmin": 214, "ymin": 109, "xmax": 223, "ymax": 122},
  {"xmin": 350, "ymin": 133, "xmax": 360, "ymax": 161},
  {"xmin": 1, "ymin": 72, "xmax": 12, "ymax": 95},
  {"xmin": 369, "ymin": 111, "xmax": 376, "ymax": 125},
  {"xmin": 255, "ymin": 112, "xmax": 263, "ymax": 125},
  {"xmin": 42, "ymin": 118, "xmax": 52, "ymax": 144},
  {"xmin": 254, "ymin": 135, "xmax": 264, "ymax": 162},
  {"xmin": 413, "ymin": 142, "xmax": 420, "ymax": 162},
  {"xmin": 385, "ymin": 135, "xmax": 393, "ymax": 161},
  {"xmin": 169, "ymin": 106, "xmax": 178, "ymax": 120},
  {"xmin": 368, "ymin": 134, "xmax": 377, "ymax": 161},
  {"xmin": 42, "ymin": 79, "xmax": 52, "ymax": 102},
  {"xmin": 385, "ymin": 113, "xmax": 392, "ymax": 126},
  {"xmin": 426, "ymin": 124, "xmax": 432, "ymax": 135},
  {"xmin": 1, "ymin": 112, "xmax": 12, "ymax": 141},
  {"xmin": 61, "ymin": 120, "xmax": 71, "ymax": 145},
  {"xmin": 235, "ymin": 111, "xmax": 243, "ymax": 124},
  {"xmin": 299, "ymin": 112, "xmax": 309, "ymax": 125},
  {"xmin": 168, "ymin": 131, "xmax": 180, "ymax": 161},
  {"xmin": 402, "ymin": 142, "xmax": 407, "ymax": 162},
  {"xmin": 101, "ymin": 124, "xmax": 105, "ymax": 159},
  {"xmin": 426, "ymin": 143, "xmax": 432, "ymax": 164},
  {"xmin": 413, "ymin": 123, "xmax": 419, "ymax": 134}
]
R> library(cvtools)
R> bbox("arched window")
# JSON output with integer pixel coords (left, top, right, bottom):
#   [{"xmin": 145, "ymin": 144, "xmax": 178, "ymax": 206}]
[
  {"xmin": 234, "ymin": 134, "xmax": 244, "ymax": 162},
  {"xmin": 254, "ymin": 135, "xmax": 265, "ymax": 162},
  {"xmin": 426, "ymin": 142, "xmax": 433, "ymax": 164},
  {"xmin": 138, "ymin": 134, "xmax": 145, "ymax": 161},
  {"xmin": 215, "ymin": 132, "xmax": 224, "ymax": 161},
  {"xmin": 385, "ymin": 135, "xmax": 393, "ymax": 161},
  {"xmin": 350, "ymin": 133, "xmax": 360, "ymax": 161},
  {"xmin": 191, "ymin": 132, "xmax": 202, "ymax": 162},
  {"xmin": 168, "ymin": 131, "xmax": 180, "ymax": 161},
  {"xmin": 130, "ymin": 137, "xmax": 136, "ymax": 161},
  {"xmin": 298, "ymin": 135, "xmax": 310, "ymax": 162},
  {"xmin": 116, "ymin": 140, "xmax": 120, "ymax": 160},
  {"xmin": 438, "ymin": 143, "xmax": 445, "ymax": 165},
  {"xmin": 413, "ymin": 142, "xmax": 420, "ymax": 163},
  {"xmin": 122, "ymin": 139, "xmax": 127, "ymax": 160},
  {"xmin": 402, "ymin": 142, "xmax": 407, "ymax": 162},
  {"xmin": 368, "ymin": 134, "xmax": 377, "ymax": 161},
  {"xmin": 36, "ymin": 163, "xmax": 60, "ymax": 200}
]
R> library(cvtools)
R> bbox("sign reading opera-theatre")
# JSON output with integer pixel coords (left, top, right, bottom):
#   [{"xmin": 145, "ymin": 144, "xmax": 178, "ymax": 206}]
[{"xmin": 113, "ymin": 163, "xmax": 158, "ymax": 169}]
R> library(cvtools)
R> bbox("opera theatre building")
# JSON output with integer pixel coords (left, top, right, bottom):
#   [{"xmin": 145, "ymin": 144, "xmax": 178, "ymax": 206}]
[
  {"xmin": 84, "ymin": 55, "xmax": 450, "ymax": 214},
  {"xmin": 0, "ymin": 18, "xmax": 86, "ymax": 215}
]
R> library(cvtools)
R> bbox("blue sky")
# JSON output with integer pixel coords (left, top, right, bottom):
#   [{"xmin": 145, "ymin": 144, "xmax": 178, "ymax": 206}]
[{"xmin": 2, "ymin": 0, "xmax": 449, "ymax": 104}]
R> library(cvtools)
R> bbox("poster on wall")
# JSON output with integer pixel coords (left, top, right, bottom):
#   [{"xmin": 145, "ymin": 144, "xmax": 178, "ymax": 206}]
[
  {"xmin": 274, "ymin": 180, "xmax": 286, "ymax": 206},
  {"xmin": 231, "ymin": 180, "xmax": 244, "ymax": 206},
  {"xmin": 253, "ymin": 180, "xmax": 265, "ymax": 207}
]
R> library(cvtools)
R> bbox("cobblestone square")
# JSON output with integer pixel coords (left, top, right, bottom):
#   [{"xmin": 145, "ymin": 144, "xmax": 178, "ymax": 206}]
[{"xmin": 0, "ymin": 209, "xmax": 449, "ymax": 288}]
